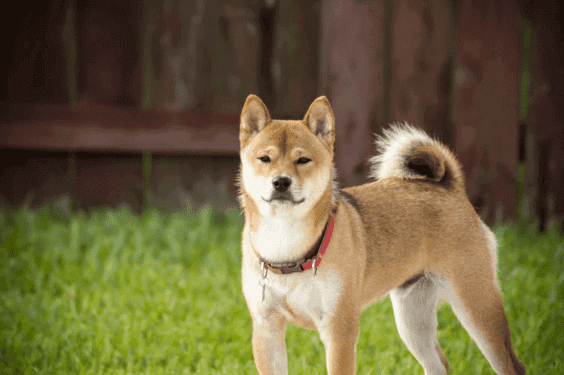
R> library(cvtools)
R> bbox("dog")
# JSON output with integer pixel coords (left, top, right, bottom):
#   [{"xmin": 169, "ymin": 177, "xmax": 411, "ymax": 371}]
[{"xmin": 238, "ymin": 94, "xmax": 525, "ymax": 375}]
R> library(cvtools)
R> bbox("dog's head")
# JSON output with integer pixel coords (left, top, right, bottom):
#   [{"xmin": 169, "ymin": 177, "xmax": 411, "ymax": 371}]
[{"xmin": 239, "ymin": 95, "xmax": 336, "ymax": 216}]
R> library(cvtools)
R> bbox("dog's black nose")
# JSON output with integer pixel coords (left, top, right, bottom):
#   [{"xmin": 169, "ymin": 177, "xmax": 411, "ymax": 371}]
[{"xmin": 273, "ymin": 176, "xmax": 292, "ymax": 192}]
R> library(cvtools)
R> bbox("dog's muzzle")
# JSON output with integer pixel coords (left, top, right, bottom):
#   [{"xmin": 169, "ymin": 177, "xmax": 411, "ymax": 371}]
[{"xmin": 263, "ymin": 176, "xmax": 305, "ymax": 204}]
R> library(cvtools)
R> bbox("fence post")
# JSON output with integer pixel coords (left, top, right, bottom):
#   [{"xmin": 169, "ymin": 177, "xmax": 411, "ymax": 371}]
[
  {"xmin": 452, "ymin": 0, "xmax": 521, "ymax": 225},
  {"xmin": 319, "ymin": 0, "xmax": 387, "ymax": 187},
  {"xmin": 386, "ymin": 0, "xmax": 454, "ymax": 142},
  {"xmin": 523, "ymin": 1, "xmax": 564, "ymax": 231},
  {"xmin": 270, "ymin": 0, "xmax": 320, "ymax": 116}
]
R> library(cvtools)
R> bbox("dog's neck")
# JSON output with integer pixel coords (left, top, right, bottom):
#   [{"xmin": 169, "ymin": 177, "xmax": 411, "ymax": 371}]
[
  {"xmin": 252, "ymin": 215, "xmax": 334, "ymax": 274},
  {"xmin": 243, "ymin": 192, "xmax": 335, "ymax": 264}
]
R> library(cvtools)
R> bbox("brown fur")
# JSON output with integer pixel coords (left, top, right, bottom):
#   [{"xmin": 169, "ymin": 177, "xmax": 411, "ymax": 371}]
[{"xmin": 239, "ymin": 95, "xmax": 524, "ymax": 375}]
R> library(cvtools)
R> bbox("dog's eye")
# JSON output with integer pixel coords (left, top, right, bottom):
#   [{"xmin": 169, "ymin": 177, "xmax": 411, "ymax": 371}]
[
  {"xmin": 258, "ymin": 156, "xmax": 271, "ymax": 163},
  {"xmin": 296, "ymin": 157, "xmax": 311, "ymax": 165}
]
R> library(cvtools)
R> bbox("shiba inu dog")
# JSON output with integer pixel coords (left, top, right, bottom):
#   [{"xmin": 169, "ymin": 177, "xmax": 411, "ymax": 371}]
[{"xmin": 238, "ymin": 94, "xmax": 525, "ymax": 375}]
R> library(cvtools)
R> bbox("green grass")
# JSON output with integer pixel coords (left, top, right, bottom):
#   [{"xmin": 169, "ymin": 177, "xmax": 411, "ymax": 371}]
[{"xmin": 1, "ymin": 205, "xmax": 562, "ymax": 374}]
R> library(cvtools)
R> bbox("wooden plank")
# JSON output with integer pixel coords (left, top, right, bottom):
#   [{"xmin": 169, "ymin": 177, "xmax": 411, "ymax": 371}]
[
  {"xmin": 1, "ymin": 0, "xmax": 68, "ymax": 104},
  {"xmin": 149, "ymin": 0, "xmax": 210, "ymax": 110},
  {"xmin": 76, "ymin": 0, "xmax": 142, "ymax": 105},
  {"xmin": 149, "ymin": 154, "xmax": 240, "ymax": 212},
  {"xmin": 0, "ymin": 149, "xmax": 241, "ymax": 213},
  {"xmin": 148, "ymin": 0, "xmax": 261, "ymax": 112},
  {"xmin": 319, "ymin": 0, "xmax": 386, "ymax": 187},
  {"xmin": 0, "ymin": 104, "xmax": 240, "ymax": 155},
  {"xmin": 452, "ymin": 0, "xmax": 521, "ymax": 224},
  {"xmin": 271, "ymin": 0, "xmax": 321, "ymax": 115},
  {"xmin": 387, "ymin": 0, "xmax": 453, "ymax": 139},
  {"xmin": 0, "ymin": 149, "xmax": 70, "ymax": 208},
  {"xmin": 212, "ymin": 0, "xmax": 261, "ymax": 112},
  {"xmin": 75, "ymin": 153, "xmax": 144, "ymax": 212},
  {"xmin": 523, "ymin": 1, "xmax": 564, "ymax": 231}
]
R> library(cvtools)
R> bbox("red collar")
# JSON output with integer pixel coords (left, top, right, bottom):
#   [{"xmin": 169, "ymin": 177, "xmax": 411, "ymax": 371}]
[{"xmin": 253, "ymin": 216, "xmax": 335, "ymax": 275}]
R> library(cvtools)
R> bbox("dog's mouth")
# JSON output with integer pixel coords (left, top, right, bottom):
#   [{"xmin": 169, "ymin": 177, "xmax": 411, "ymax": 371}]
[{"xmin": 262, "ymin": 193, "xmax": 305, "ymax": 205}]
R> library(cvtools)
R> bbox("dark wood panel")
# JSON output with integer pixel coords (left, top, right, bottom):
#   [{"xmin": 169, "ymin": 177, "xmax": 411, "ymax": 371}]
[
  {"xmin": 76, "ymin": 0, "xmax": 142, "ymax": 105},
  {"xmin": 75, "ymin": 153, "xmax": 143, "ymax": 211},
  {"xmin": 319, "ymin": 0, "xmax": 386, "ymax": 187},
  {"xmin": 1, "ymin": 0, "xmax": 68, "ymax": 104},
  {"xmin": 149, "ymin": 0, "xmax": 261, "ymax": 113},
  {"xmin": 0, "ymin": 149, "xmax": 70, "ymax": 208},
  {"xmin": 0, "ymin": 149, "xmax": 240, "ymax": 212},
  {"xmin": 387, "ymin": 0, "xmax": 453, "ymax": 140},
  {"xmin": 271, "ymin": 0, "xmax": 321, "ymax": 115},
  {"xmin": 149, "ymin": 154, "xmax": 239, "ymax": 212},
  {"xmin": 524, "ymin": 0, "xmax": 564, "ymax": 231}
]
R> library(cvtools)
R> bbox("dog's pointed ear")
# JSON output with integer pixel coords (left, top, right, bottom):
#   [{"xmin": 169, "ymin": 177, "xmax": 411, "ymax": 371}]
[
  {"xmin": 304, "ymin": 96, "xmax": 335, "ymax": 149},
  {"xmin": 240, "ymin": 95, "xmax": 271, "ymax": 147}
]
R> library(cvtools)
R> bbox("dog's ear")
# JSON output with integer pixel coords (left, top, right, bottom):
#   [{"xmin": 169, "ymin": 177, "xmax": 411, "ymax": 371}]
[
  {"xmin": 304, "ymin": 96, "xmax": 335, "ymax": 149},
  {"xmin": 240, "ymin": 95, "xmax": 271, "ymax": 147}
]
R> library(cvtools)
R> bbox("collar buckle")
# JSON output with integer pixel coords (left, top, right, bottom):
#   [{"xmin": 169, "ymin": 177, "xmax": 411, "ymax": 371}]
[{"xmin": 312, "ymin": 256, "xmax": 318, "ymax": 276}]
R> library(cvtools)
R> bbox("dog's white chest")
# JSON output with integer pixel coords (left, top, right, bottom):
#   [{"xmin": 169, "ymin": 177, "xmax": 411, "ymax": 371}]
[
  {"xmin": 244, "ymin": 262, "xmax": 343, "ymax": 328},
  {"xmin": 286, "ymin": 277, "xmax": 331, "ymax": 322}
]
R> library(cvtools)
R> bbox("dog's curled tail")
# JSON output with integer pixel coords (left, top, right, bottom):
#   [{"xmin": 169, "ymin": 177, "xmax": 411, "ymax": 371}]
[{"xmin": 369, "ymin": 123, "xmax": 465, "ymax": 191}]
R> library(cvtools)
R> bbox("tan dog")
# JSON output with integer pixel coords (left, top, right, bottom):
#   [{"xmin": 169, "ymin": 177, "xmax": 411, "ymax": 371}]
[{"xmin": 238, "ymin": 95, "xmax": 525, "ymax": 375}]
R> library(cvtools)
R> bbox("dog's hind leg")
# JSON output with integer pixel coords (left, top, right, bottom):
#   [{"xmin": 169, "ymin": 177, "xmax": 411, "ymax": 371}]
[
  {"xmin": 438, "ymin": 272, "xmax": 525, "ymax": 375},
  {"xmin": 389, "ymin": 275, "xmax": 449, "ymax": 375},
  {"xmin": 436, "ymin": 230, "xmax": 525, "ymax": 375}
]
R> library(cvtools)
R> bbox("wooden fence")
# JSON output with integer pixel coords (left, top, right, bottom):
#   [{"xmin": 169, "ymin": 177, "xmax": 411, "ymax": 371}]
[{"xmin": 0, "ymin": 0, "xmax": 562, "ymax": 230}]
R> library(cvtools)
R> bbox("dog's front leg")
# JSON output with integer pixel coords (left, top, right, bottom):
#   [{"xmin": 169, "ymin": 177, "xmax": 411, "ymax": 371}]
[
  {"xmin": 319, "ymin": 314, "xmax": 360, "ymax": 375},
  {"xmin": 252, "ymin": 314, "xmax": 288, "ymax": 375}
]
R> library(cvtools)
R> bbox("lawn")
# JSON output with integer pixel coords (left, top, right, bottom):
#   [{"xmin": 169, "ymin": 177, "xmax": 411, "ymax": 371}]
[{"xmin": 0, "ymin": 204, "xmax": 562, "ymax": 374}]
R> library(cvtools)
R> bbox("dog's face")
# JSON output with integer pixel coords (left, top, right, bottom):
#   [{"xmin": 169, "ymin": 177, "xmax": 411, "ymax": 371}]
[{"xmin": 239, "ymin": 95, "xmax": 336, "ymax": 217}]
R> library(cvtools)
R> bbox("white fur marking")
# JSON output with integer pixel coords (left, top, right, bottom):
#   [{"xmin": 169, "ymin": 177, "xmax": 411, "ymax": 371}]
[
  {"xmin": 242, "ymin": 154, "xmax": 332, "ymax": 261},
  {"xmin": 390, "ymin": 277, "xmax": 447, "ymax": 375}
]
